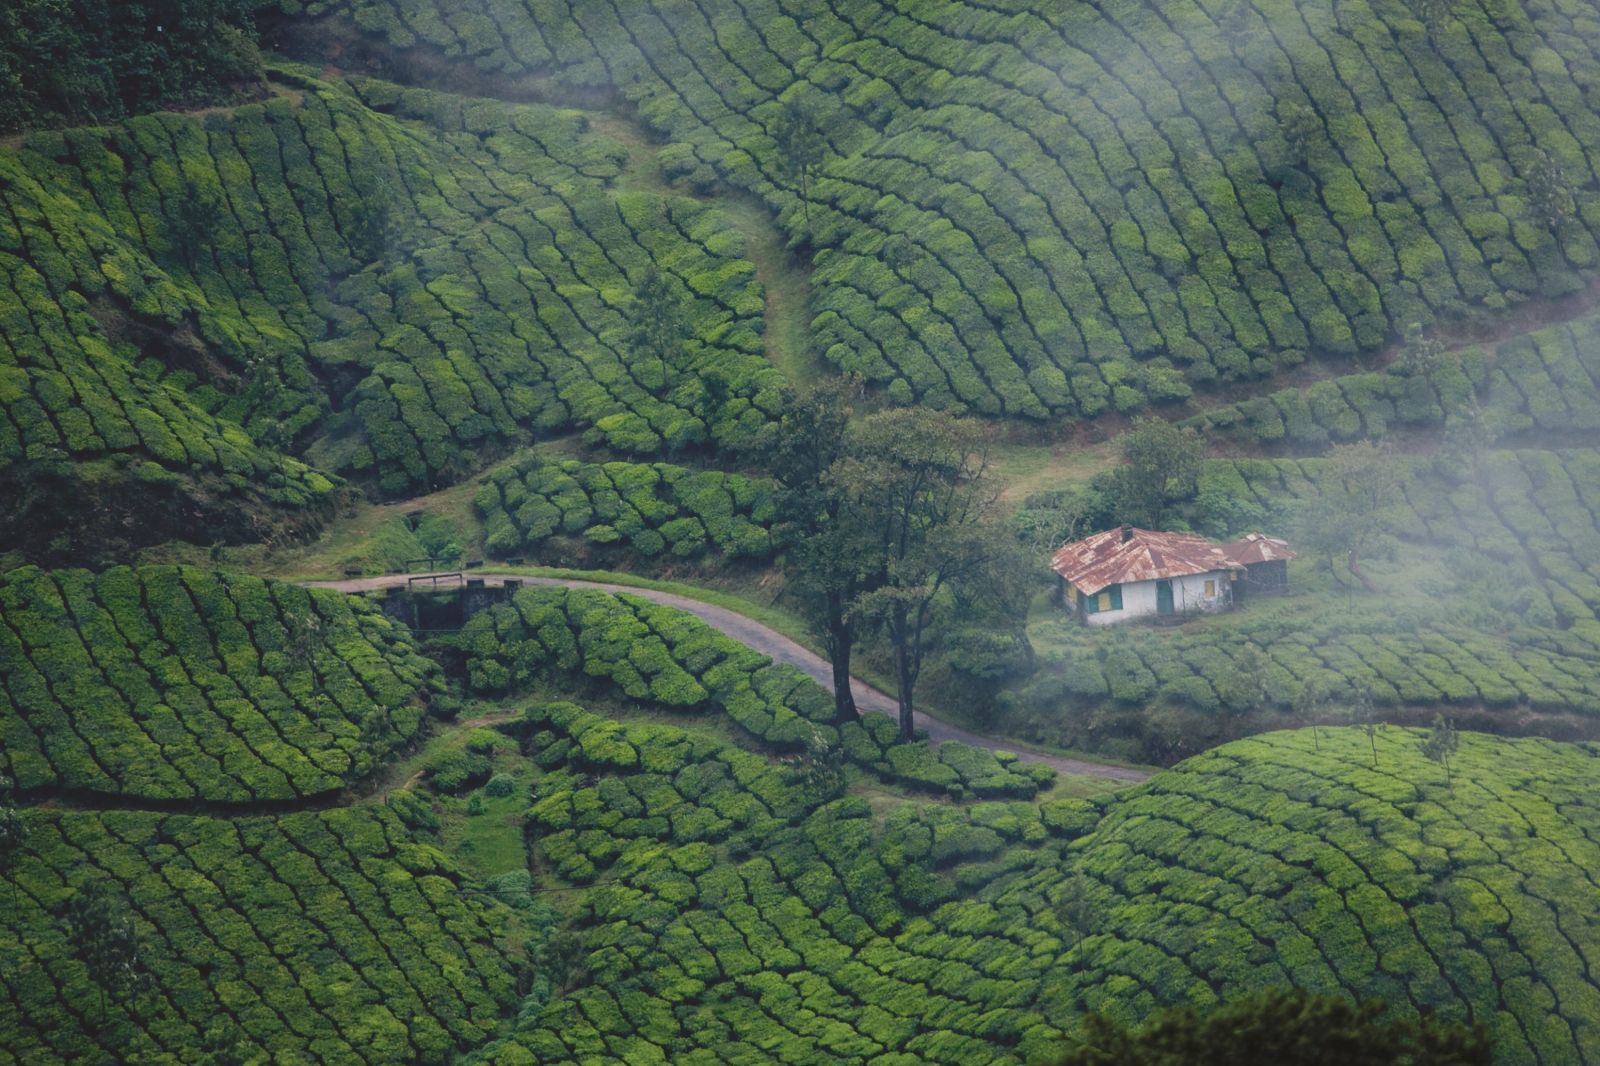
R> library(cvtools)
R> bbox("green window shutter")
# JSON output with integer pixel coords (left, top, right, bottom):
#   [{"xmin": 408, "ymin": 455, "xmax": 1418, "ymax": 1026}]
[
  {"xmin": 1079, "ymin": 589, "xmax": 1094, "ymax": 613},
  {"xmin": 1109, "ymin": 585, "xmax": 1123, "ymax": 610}
]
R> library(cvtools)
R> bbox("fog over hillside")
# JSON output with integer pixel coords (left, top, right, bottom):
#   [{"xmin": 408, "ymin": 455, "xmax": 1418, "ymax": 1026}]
[{"xmin": 2, "ymin": 1, "xmax": 1600, "ymax": 1063}]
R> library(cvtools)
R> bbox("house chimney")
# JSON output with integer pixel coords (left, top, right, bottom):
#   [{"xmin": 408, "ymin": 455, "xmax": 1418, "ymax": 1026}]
[{"xmin": 1120, "ymin": 524, "xmax": 1133, "ymax": 543}]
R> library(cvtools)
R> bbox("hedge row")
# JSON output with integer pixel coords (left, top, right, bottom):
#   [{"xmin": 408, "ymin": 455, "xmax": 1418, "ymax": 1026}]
[
  {"xmin": 476, "ymin": 456, "xmax": 777, "ymax": 562},
  {"xmin": 0, "ymin": 66, "xmax": 781, "ymax": 553},
  {"xmin": 285, "ymin": 0, "xmax": 1600, "ymax": 416},
  {"xmin": 1049, "ymin": 729, "xmax": 1600, "ymax": 1065},
  {"xmin": 0, "ymin": 800, "xmax": 517, "ymax": 1065},
  {"xmin": 455, "ymin": 586, "xmax": 1053, "ymax": 797},
  {"xmin": 1189, "ymin": 306, "xmax": 1600, "ymax": 449},
  {"xmin": 481, "ymin": 700, "xmax": 1085, "ymax": 1064},
  {"xmin": 840, "ymin": 712, "xmax": 1054, "ymax": 800},
  {"xmin": 481, "ymin": 709, "xmax": 1600, "ymax": 1064},
  {"xmin": 0, "ymin": 565, "xmax": 438, "ymax": 802}
]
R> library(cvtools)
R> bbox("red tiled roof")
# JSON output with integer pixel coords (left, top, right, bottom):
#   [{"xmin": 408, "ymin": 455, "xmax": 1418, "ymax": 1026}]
[
  {"xmin": 1050, "ymin": 526, "xmax": 1242, "ymax": 595},
  {"xmin": 1219, "ymin": 532, "xmax": 1296, "ymax": 565}
]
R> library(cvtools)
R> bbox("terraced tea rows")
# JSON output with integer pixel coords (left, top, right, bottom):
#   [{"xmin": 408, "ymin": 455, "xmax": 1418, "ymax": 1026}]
[
  {"xmin": 0, "ymin": 565, "xmax": 438, "ymax": 802},
  {"xmin": 1190, "ymin": 307, "xmax": 1600, "ymax": 449},
  {"xmin": 476, "ymin": 707, "xmax": 1600, "ymax": 1065},
  {"xmin": 0, "ymin": 801, "xmax": 517, "ymax": 1065},
  {"xmin": 477, "ymin": 456, "xmax": 777, "ymax": 561},
  {"xmin": 457, "ymin": 585, "xmax": 1055, "ymax": 797},
  {"xmin": 1051, "ymin": 730, "xmax": 1600, "ymax": 1064},
  {"xmin": 286, "ymin": 0, "xmax": 1600, "ymax": 417},
  {"xmin": 0, "ymin": 68, "xmax": 780, "ymax": 555}
]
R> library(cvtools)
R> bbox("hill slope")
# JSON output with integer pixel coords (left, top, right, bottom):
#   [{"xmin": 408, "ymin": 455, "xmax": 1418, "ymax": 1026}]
[
  {"xmin": 475, "ymin": 712, "xmax": 1600, "ymax": 1064},
  {"xmin": 274, "ymin": 0, "xmax": 1600, "ymax": 416}
]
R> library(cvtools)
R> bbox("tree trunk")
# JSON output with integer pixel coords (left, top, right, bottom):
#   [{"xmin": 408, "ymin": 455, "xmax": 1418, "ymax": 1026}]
[
  {"xmin": 1346, "ymin": 549, "xmax": 1378, "ymax": 593},
  {"xmin": 828, "ymin": 615, "xmax": 857, "ymax": 725},
  {"xmin": 893, "ymin": 607, "xmax": 916, "ymax": 742}
]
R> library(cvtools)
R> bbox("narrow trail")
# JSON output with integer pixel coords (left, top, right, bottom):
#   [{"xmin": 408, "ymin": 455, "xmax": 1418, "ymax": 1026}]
[{"xmin": 304, "ymin": 572, "xmax": 1152, "ymax": 783}]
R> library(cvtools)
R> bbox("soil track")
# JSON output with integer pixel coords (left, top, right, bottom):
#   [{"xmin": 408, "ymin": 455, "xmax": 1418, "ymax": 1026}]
[{"xmin": 305, "ymin": 572, "xmax": 1151, "ymax": 783}]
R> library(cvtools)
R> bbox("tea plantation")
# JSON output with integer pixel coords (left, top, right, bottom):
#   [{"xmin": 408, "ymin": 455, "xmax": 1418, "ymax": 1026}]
[
  {"xmin": 0, "ymin": 67, "xmax": 780, "ymax": 558},
  {"xmin": 7, "ymin": 0, "xmax": 1600, "ymax": 1061},
  {"xmin": 1187, "ymin": 304, "xmax": 1600, "ymax": 450},
  {"xmin": 1004, "ymin": 443, "xmax": 1600, "ymax": 760},
  {"xmin": 476, "ymin": 456, "xmax": 778, "ymax": 562},
  {"xmin": 0, "ymin": 565, "xmax": 439, "ymax": 802},
  {"xmin": 0, "ymin": 801, "xmax": 518, "ymax": 1065},
  {"xmin": 280, "ymin": 0, "xmax": 1600, "ymax": 415},
  {"xmin": 465, "ymin": 710, "xmax": 1600, "ymax": 1064},
  {"xmin": 457, "ymin": 585, "xmax": 1056, "ymax": 798}
]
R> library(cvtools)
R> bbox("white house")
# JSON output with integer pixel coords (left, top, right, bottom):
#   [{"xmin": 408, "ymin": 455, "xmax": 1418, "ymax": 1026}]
[{"xmin": 1051, "ymin": 526, "xmax": 1293, "ymax": 625}]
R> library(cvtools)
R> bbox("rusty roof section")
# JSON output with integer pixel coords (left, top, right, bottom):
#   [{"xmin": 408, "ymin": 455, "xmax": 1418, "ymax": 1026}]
[
  {"xmin": 1051, "ymin": 526, "xmax": 1243, "ymax": 595},
  {"xmin": 1219, "ymin": 532, "xmax": 1297, "ymax": 566}
]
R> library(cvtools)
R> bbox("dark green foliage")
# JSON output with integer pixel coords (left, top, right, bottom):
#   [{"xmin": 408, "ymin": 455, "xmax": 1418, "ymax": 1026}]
[
  {"xmin": 284, "ymin": 0, "xmax": 1600, "ymax": 415},
  {"xmin": 59, "ymin": 879, "xmax": 144, "ymax": 1018},
  {"xmin": 479, "ymin": 718, "xmax": 1597, "ymax": 1066},
  {"xmin": 426, "ymin": 749, "xmax": 492, "ymax": 795},
  {"xmin": 0, "ymin": 565, "xmax": 438, "ymax": 802},
  {"xmin": 476, "ymin": 456, "xmax": 776, "ymax": 562},
  {"xmin": 1112, "ymin": 418, "xmax": 1203, "ymax": 529},
  {"xmin": 1057, "ymin": 989, "xmax": 1491, "ymax": 1066},
  {"xmin": 458, "ymin": 586, "xmax": 1052, "ymax": 796},
  {"xmin": 0, "ymin": 69, "xmax": 780, "ymax": 556},
  {"xmin": 0, "ymin": 802, "xmax": 516, "ymax": 1063},
  {"xmin": 0, "ymin": 0, "xmax": 264, "ymax": 133}
]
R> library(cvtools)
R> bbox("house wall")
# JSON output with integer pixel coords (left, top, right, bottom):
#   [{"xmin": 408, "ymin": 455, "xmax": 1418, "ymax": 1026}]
[{"xmin": 1082, "ymin": 570, "xmax": 1233, "ymax": 626}]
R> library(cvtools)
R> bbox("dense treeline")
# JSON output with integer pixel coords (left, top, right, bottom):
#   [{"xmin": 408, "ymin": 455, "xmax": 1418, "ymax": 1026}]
[{"xmin": 0, "ymin": 0, "xmax": 265, "ymax": 133}]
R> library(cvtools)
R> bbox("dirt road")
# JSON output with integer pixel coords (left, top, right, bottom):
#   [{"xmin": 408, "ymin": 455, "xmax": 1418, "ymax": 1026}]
[{"xmin": 305, "ymin": 572, "xmax": 1151, "ymax": 784}]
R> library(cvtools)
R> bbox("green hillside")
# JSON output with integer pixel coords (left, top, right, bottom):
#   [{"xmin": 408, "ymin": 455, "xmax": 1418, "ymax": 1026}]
[
  {"xmin": 0, "ymin": 565, "xmax": 438, "ymax": 802},
  {"xmin": 0, "ymin": 67, "xmax": 779, "ymax": 560},
  {"xmin": 275, "ymin": 0, "xmax": 1600, "ymax": 415},
  {"xmin": 2, "ymin": 802, "xmax": 519, "ymax": 1064},
  {"xmin": 6, "ymin": 1, "xmax": 1600, "ymax": 1062},
  {"xmin": 462, "ymin": 713, "xmax": 1600, "ymax": 1064}
]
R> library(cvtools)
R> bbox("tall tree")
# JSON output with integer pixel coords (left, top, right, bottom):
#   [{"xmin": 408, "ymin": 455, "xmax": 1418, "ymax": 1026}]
[
  {"xmin": 1113, "ymin": 417, "xmax": 1202, "ymax": 529},
  {"xmin": 765, "ymin": 379, "xmax": 864, "ymax": 723},
  {"xmin": 1297, "ymin": 441, "xmax": 1400, "ymax": 593},
  {"xmin": 1420, "ymin": 713, "xmax": 1460, "ymax": 786},
  {"xmin": 625, "ymin": 267, "xmax": 693, "ymax": 387},
  {"xmin": 772, "ymin": 95, "xmax": 827, "ymax": 235},
  {"xmin": 60, "ymin": 881, "xmax": 144, "ymax": 1019},
  {"xmin": 1277, "ymin": 101, "xmax": 1323, "ymax": 168},
  {"xmin": 834, "ymin": 408, "xmax": 1001, "ymax": 741}
]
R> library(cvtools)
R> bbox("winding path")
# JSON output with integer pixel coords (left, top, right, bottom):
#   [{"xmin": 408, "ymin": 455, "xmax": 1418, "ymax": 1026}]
[{"xmin": 303, "ymin": 572, "xmax": 1151, "ymax": 783}]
